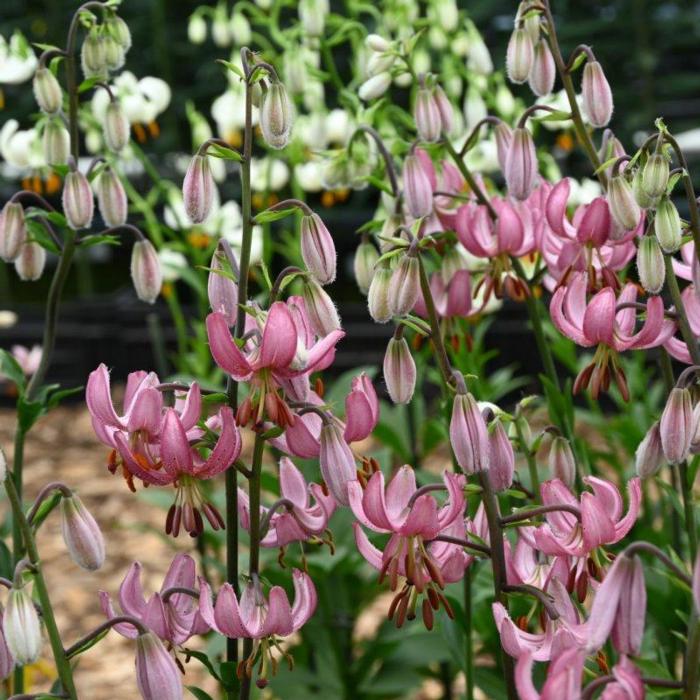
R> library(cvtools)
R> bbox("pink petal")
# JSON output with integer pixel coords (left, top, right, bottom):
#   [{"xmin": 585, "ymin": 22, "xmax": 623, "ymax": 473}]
[
  {"xmin": 214, "ymin": 583, "xmax": 248, "ymax": 638},
  {"xmin": 113, "ymin": 432, "xmax": 174, "ymax": 486},
  {"xmin": 352, "ymin": 522, "xmax": 383, "ymax": 569},
  {"xmin": 398, "ymin": 494, "xmax": 440, "ymax": 538},
  {"xmin": 196, "ymin": 407, "xmax": 241, "ymax": 479},
  {"xmin": 86, "ymin": 364, "xmax": 123, "ymax": 428},
  {"xmin": 362, "ymin": 470, "xmax": 395, "ymax": 531},
  {"xmin": 291, "ymin": 569, "xmax": 318, "ymax": 630},
  {"xmin": 126, "ymin": 387, "xmax": 163, "ymax": 436},
  {"xmin": 206, "ymin": 312, "xmax": 254, "ymax": 381},
  {"xmin": 259, "ymin": 302, "xmax": 298, "ymax": 370},
  {"xmin": 143, "ymin": 594, "xmax": 170, "ymax": 641},
  {"xmin": 385, "ymin": 466, "xmax": 417, "ymax": 522},
  {"xmin": 582, "ymin": 287, "xmax": 616, "ymax": 346},
  {"xmin": 304, "ymin": 330, "xmax": 346, "ymax": 373},
  {"xmin": 177, "ymin": 383, "xmax": 202, "ymax": 432},
  {"xmin": 160, "ymin": 409, "xmax": 194, "ymax": 475},
  {"xmin": 279, "ymin": 457, "xmax": 309, "ymax": 508},
  {"xmin": 261, "ymin": 587, "xmax": 294, "ymax": 637},
  {"xmin": 99, "ymin": 591, "xmax": 139, "ymax": 639},
  {"xmin": 118, "ymin": 561, "xmax": 147, "ymax": 618}
]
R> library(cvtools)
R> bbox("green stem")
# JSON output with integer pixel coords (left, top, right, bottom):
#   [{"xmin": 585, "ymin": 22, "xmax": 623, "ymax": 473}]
[
  {"xmin": 679, "ymin": 462, "xmax": 698, "ymax": 562},
  {"xmin": 664, "ymin": 255, "xmax": 700, "ymax": 365},
  {"xmin": 684, "ymin": 611, "xmax": 700, "ymax": 700},
  {"xmin": 513, "ymin": 413, "xmax": 540, "ymax": 502},
  {"xmin": 164, "ymin": 285, "xmax": 188, "ymax": 362},
  {"xmin": 464, "ymin": 568, "xmax": 474, "ymax": 700},
  {"xmin": 321, "ymin": 39, "xmax": 343, "ymax": 93},
  {"xmin": 443, "ymin": 140, "xmax": 497, "ymax": 218}
]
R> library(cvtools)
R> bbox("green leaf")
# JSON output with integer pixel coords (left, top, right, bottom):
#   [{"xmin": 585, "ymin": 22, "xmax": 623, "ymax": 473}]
[
  {"xmin": 186, "ymin": 688, "xmax": 214, "ymax": 700},
  {"xmin": 78, "ymin": 77, "xmax": 101, "ymax": 93},
  {"xmin": 216, "ymin": 59, "xmax": 245, "ymax": 80},
  {"xmin": 25, "ymin": 219, "xmax": 61, "ymax": 254},
  {"xmin": 182, "ymin": 648, "xmax": 221, "ymax": 681},
  {"xmin": 79, "ymin": 233, "xmax": 121, "ymax": 248},
  {"xmin": 207, "ymin": 143, "xmax": 243, "ymax": 162},
  {"xmin": 17, "ymin": 397, "xmax": 45, "ymax": 433},
  {"xmin": 254, "ymin": 207, "xmax": 298, "ymax": 224},
  {"xmin": 29, "ymin": 491, "xmax": 62, "ymax": 531},
  {"xmin": 0, "ymin": 350, "xmax": 27, "ymax": 392},
  {"xmin": 46, "ymin": 210, "xmax": 68, "ymax": 227},
  {"xmin": 534, "ymin": 109, "xmax": 572, "ymax": 123}
]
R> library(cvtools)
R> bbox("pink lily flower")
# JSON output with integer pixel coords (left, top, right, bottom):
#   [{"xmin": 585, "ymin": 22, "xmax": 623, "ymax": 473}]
[
  {"xmin": 664, "ymin": 284, "xmax": 700, "ymax": 364},
  {"xmin": 505, "ymin": 526, "xmax": 571, "ymax": 590},
  {"xmin": 344, "ymin": 372, "xmax": 379, "ymax": 443},
  {"xmin": 533, "ymin": 477, "xmax": 641, "ymax": 560},
  {"xmin": 600, "ymin": 656, "xmax": 645, "ymax": 700},
  {"xmin": 515, "ymin": 647, "xmax": 586, "ymax": 700},
  {"xmin": 238, "ymin": 457, "xmax": 336, "ymax": 547},
  {"xmin": 100, "ymin": 554, "xmax": 208, "ymax": 646},
  {"xmin": 413, "ymin": 269, "xmax": 473, "ymax": 320}
]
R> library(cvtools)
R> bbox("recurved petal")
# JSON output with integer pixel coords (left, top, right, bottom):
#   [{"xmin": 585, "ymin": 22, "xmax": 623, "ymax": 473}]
[
  {"xmin": 214, "ymin": 583, "xmax": 248, "ymax": 638},
  {"xmin": 86, "ymin": 363, "xmax": 123, "ymax": 427},
  {"xmin": 196, "ymin": 407, "xmax": 241, "ymax": 479},
  {"xmin": 259, "ymin": 302, "xmax": 298, "ymax": 370},
  {"xmin": 352, "ymin": 522, "xmax": 384, "ymax": 569},
  {"xmin": 160, "ymin": 409, "xmax": 194, "ymax": 475},
  {"xmin": 118, "ymin": 561, "xmax": 147, "ymax": 619},
  {"xmin": 262, "ymin": 587, "xmax": 294, "ymax": 637},
  {"xmin": 206, "ymin": 312, "xmax": 254, "ymax": 381},
  {"xmin": 291, "ymin": 569, "xmax": 318, "ymax": 631},
  {"xmin": 279, "ymin": 457, "xmax": 308, "ymax": 508},
  {"xmin": 582, "ymin": 287, "xmax": 616, "ymax": 346}
]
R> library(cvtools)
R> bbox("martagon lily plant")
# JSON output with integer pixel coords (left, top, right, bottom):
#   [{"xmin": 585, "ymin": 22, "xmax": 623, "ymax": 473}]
[{"xmin": 0, "ymin": 1, "xmax": 699, "ymax": 699}]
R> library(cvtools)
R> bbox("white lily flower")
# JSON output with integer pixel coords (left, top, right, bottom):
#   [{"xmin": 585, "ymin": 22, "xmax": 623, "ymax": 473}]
[
  {"xmin": 0, "ymin": 120, "xmax": 45, "ymax": 170},
  {"xmin": 91, "ymin": 71, "xmax": 171, "ymax": 125},
  {"xmin": 294, "ymin": 161, "xmax": 324, "ymax": 193},
  {"xmin": 250, "ymin": 157, "xmax": 289, "ymax": 192},
  {"xmin": 0, "ymin": 32, "xmax": 37, "ymax": 85}
]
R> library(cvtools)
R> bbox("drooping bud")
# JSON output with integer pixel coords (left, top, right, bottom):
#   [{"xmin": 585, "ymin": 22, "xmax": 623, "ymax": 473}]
[
  {"xmin": 32, "ymin": 66, "xmax": 62, "ymax": 114},
  {"xmin": 608, "ymin": 175, "xmax": 641, "ymax": 230},
  {"xmin": 528, "ymin": 39, "xmax": 555, "ymax": 97},
  {"xmin": 450, "ymin": 391, "xmax": 490, "ymax": 474},
  {"xmin": 548, "ymin": 435, "xmax": 576, "ymax": 487},
  {"xmin": 403, "ymin": 154, "xmax": 433, "ymax": 219},
  {"xmin": 505, "ymin": 27, "xmax": 534, "ymax": 84},
  {"xmin": 388, "ymin": 253, "xmax": 420, "ymax": 316},
  {"xmin": 96, "ymin": 167, "xmax": 128, "ymax": 227},
  {"xmin": 0, "ymin": 203, "xmax": 27, "ymax": 262},
  {"xmin": 42, "ymin": 120, "xmax": 70, "ymax": 165},
  {"xmin": 495, "ymin": 122, "xmax": 513, "ymax": 172},
  {"xmin": 505, "ymin": 127, "xmax": 537, "ymax": 201},
  {"xmin": 187, "ymin": 14, "xmax": 207, "ymax": 44},
  {"xmin": 15, "ymin": 243, "xmax": 46, "ymax": 282},
  {"xmin": 81, "ymin": 30, "xmax": 108, "ymax": 80},
  {"xmin": 182, "ymin": 155, "xmax": 214, "ymax": 224},
  {"xmin": 319, "ymin": 421, "xmax": 356, "ymax": 505},
  {"xmin": 63, "ymin": 169, "xmax": 94, "ymax": 230},
  {"xmin": 611, "ymin": 555, "xmax": 646, "ymax": 656},
  {"xmin": 358, "ymin": 72, "xmax": 392, "ymax": 101},
  {"xmin": 135, "ymin": 631, "xmax": 183, "ymax": 700},
  {"xmin": 636, "ymin": 235, "xmax": 664, "ymax": 294},
  {"xmin": 260, "ymin": 81, "xmax": 292, "ymax": 150},
  {"xmin": 103, "ymin": 33, "xmax": 125, "ymax": 71},
  {"xmin": 383, "ymin": 337, "xmax": 416, "ymax": 405},
  {"xmin": 208, "ymin": 249, "xmax": 238, "ymax": 325},
  {"xmin": 433, "ymin": 85, "xmax": 454, "ymax": 135},
  {"xmin": 301, "ymin": 277, "xmax": 341, "ymax": 336},
  {"xmin": 354, "ymin": 240, "xmax": 379, "ymax": 295},
  {"xmin": 103, "ymin": 100, "xmax": 130, "ymax": 152},
  {"xmin": 654, "ymin": 196, "xmax": 682, "ymax": 253},
  {"xmin": 3, "ymin": 587, "xmax": 42, "ymax": 665},
  {"xmin": 635, "ymin": 422, "xmax": 664, "ymax": 478},
  {"xmin": 367, "ymin": 265, "xmax": 393, "ymax": 323},
  {"xmin": 299, "ymin": 0, "xmax": 327, "ymax": 37},
  {"xmin": 60, "ymin": 494, "xmax": 105, "ymax": 570},
  {"xmin": 659, "ymin": 387, "xmax": 693, "ymax": 464},
  {"xmin": 581, "ymin": 61, "xmax": 613, "ymax": 128},
  {"xmin": 488, "ymin": 418, "xmax": 514, "ymax": 492},
  {"xmin": 301, "ymin": 212, "xmax": 336, "ymax": 285},
  {"xmin": 414, "ymin": 87, "xmax": 442, "ymax": 143},
  {"xmin": 106, "ymin": 13, "xmax": 132, "ymax": 52},
  {"xmin": 642, "ymin": 153, "xmax": 670, "ymax": 200},
  {"xmin": 131, "ymin": 239, "xmax": 162, "ymax": 304},
  {"xmin": 633, "ymin": 167, "xmax": 656, "ymax": 209}
]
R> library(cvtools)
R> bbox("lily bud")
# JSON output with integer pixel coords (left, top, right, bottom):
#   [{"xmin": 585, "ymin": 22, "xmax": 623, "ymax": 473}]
[
  {"xmin": 81, "ymin": 31, "xmax": 107, "ymax": 80},
  {"xmin": 103, "ymin": 100, "xmax": 130, "ymax": 152},
  {"xmin": 63, "ymin": 169, "xmax": 94, "ymax": 230},
  {"xmin": 3, "ymin": 588, "xmax": 42, "ymax": 665},
  {"xmin": 358, "ymin": 72, "xmax": 391, "ymax": 101},
  {"xmin": 495, "ymin": 121, "xmax": 513, "ymax": 172},
  {"xmin": 611, "ymin": 555, "xmax": 646, "ymax": 656},
  {"xmin": 433, "ymin": 85, "xmax": 454, "ymax": 135},
  {"xmin": 301, "ymin": 213, "xmax": 336, "ymax": 285},
  {"xmin": 633, "ymin": 166, "xmax": 656, "ymax": 209},
  {"xmin": 354, "ymin": 240, "xmax": 379, "ymax": 294},
  {"xmin": 182, "ymin": 154, "xmax": 214, "ymax": 224},
  {"xmin": 15, "ymin": 243, "xmax": 46, "ymax": 282},
  {"xmin": 33, "ymin": 66, "xmax": 62, "ymax": 114},
  {"xmin": 366, "ymin": 34, "xmax": 391, "ymax": 52},
  {"xmin": 208, "ymin": 249, "xmax": 238, "ymax": 325},
  {"xmin": 42, "ymin": 120, "xmax": 70, "ymax": 165},
  {"xmin": 528, "ymin": 39, "xmax": 555, "ymax": 97},
  {"xmin": 106, "ymin": 13, "xmax": 132, "ymax": 52},
  {"xmin": 388, "ymin": 253, "xmax": 420, "ymax": 316},
  {"xmin": 135, "ymin": 631, "xmax": 183, "ymax": 700},
  {"xmin": 131, "ymin": 240, "xmax": 162, "ymax": 304},
  {"xmin": 0, "ymin": 202, "xmax": 27, "ymax": 262},
  {"xmin": 414, "ymin": 88, "xmax": 442, "ymax": 143},
  {"xmin": 506, "ymin": 27, "xmax": 534, "ymax": 84},
  {"xmin": 260, "ymin": 81, "xmax": 292, "ymax": 149},
  {"xmin": 636, "ymin": 235, "xmax": 664, "ymax": 294},
  {"xmin": 608, "ymin": 175, "xmax": 641, "ymax": 230},
  {"xmin": 488, "ymin": 418, "xmax": 515, "ymax": 491},
  {"xmin": 635, "ymin": 422, "xmax": 664, "ymax": 478},
  {"xmin": 188, "ymin": 14, "xmax": 206, "ymax": 44},
  {"xmin": 642, "ymin": 153, "xmax": 669, "ymax": 200},
  {"xmin": 367, "ymin": 265, "xmax": 393, "ymax": 323},
  {"xmin": 450, "ymin": 391, "xmax": 490, "ymax": 473},
  {"xmin": 505, "ymin": 127, "xmax": 537, "ymax": 201},
  {"xmin": 383, "ymin": 337, "xmax": 416, "ymax": 404},
  {"xmin": 103, "ymin": 33, "xmax": 125, "ymax": 71},
  {"xmin": 60, "ymin": 494, "xmax": 105, "ymax": 570},
  {"xmin": 403, "ymin": 154, "xmax": 433, "ymax": 219},
  {"xmin": 582, "ymin": 60, "xmax": 613, "ymax": 128},
  {"xmin": 548, "ymin": 435, "xmax": 576, "ymax": 487},
  {"xmin": 299, "ymin": 0, "xmax": 327, "ymax": 37},
  {"xmin": 301, "ymin": 277, "xmax": 341, "ymax": 336},
  {"xmin": 654, "ymin": 196, "xmax": 682, "ymax": 253},
  {"xmin": 97, "ymin": 167, "xmax": 128, "ymax": 227},
  {"xmin": 319, "ymin": 421, "xmax": 356, "ymax": 505},
  {"xmin": 659, "ymin": 387, "xmax": 693, "ymax": 464}
]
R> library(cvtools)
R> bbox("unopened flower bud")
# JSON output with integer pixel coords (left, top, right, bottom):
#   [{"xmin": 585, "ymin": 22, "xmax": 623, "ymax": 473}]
[
  {"xmin": 3, "ymin": 588, "xmax": 42, "ymax": 665},
  {"xmin": 299, "ymin": 0, "xmax": 327, "ymax": 37},
  {"xmin": 103, "ymin": 100, "xmax": 130, "ymax": 152},
  {"xmin": 642, "ymin": 153, "xmax": 669, "ymax": 200},
  {"xmin": 42, "ymin": 120, "xmax": 70, "ymax": 165},
  {"xmin": 506, "ymin": 27, "xmax": 534, "ymax": 84},
  {"xmin": 433, "ymin": 84, "xmax": 454, "ymax": 135},
  {"xmin": 131, "ymin": 240, "xmax": 162, "ymax": 304},
  {"xmin": 582, "ymin": 61, "xmax": 613, "ymax": 128},
  {"xmin": 60, "ymin": 494, "xmax": 105, "ymax": 570},
  {"xmin": 260, "ymin": 81, "xmax": 292, "ymax": 149},
  {"xmin": 32, "ymin": 66, "xmax": 62, "ymax": 114},
  {"xmin": 367, "ymin": 265, "xmax": 393, "ymax": 323},
  {"xmin": 302, "ymin": 277, "xmax": 341, "ymax": 336},
  {"xmin": 106, "ymin": 13, "xmax": 132, "ymax": 52},
  {"xmin": 367, "ymin": 51, "xmax": 395, "ymax": 76},
  {"xmin": 414, "ymin": 88, "xmax": 442, "ymax": 143},
  {"xmin": 135, "ymin": 631, "xmax": 183, "ymax": 700},
  {"xmin": 358, "ymin": 72, "xmax": 391, "ymax": 101},
  {"xmin": 63, "ymin": 169, "xmax": 94, "ymax": 230},
  {"xmin": 635, "ymin": 422, "xmax": 664, "ymax": 478},
  {"xmin": 388, "ymin": 253, "xmax": 420, "ymax": 316},
  {"xmin": 15, "ymin": 243, "xmax": 46, "ymax": 282},
  {"xmin": 608, "ymin": 175, "xmax": 641, "ymax": 230},
  {"xmin": 505, "ymin": 127, "xmax": 537, "ymax": 201},
  {"xmin": 403, "ymin": 154, "xmax": 433, "ymax": 219},
  {"xmin": 383, "ymin": 337, "xmax": 416, "ymax": 404},
  {"xmin": 188, "ymin": 14, "xmax": 207, "ymax": 43},
  {"xmin": 522, "ymin": 10, "xmax": 541, "ymax": 43},
  {"xmin": 450, "ymin": 391, "xmax": 490, "ymax": 474},
  {"xmin": 230, "ymin": 12, "xmax": 251, "ymax": 44},
  {"xmin": 495, "ymin": 122, "xmax": 513, "ymax": 172},
  {"xmin": 636, "ymin": 235, "xmax": 664, "ymax": 294},
  {"xmin": 488, "ymin": 419, "xmax": 514, "ymax": 491},
  {"xmin": 354, "ymin": 240, "xmax": 379, "ymax": 295},
  {"xmin": 366, "ymin": 34, "xmax": 391, "ymax": 53},
  {"xmin": 103, "ymin": 33, "xmax": 125, "ymax": 71},
  {"xmin": 659, "ymin": 387, "xmax": 693, "ymax": 464},
  {"xmin": 97, "ymin": 167, "xmax": 128, "ymax": 227},
  {"xmin": 208, "ymin": 249, "xmax": 238, "ymax": 325},
  {"xmin": 182, "ymin": 155, "xmax": 214, "ymax": 224},
  {"xmin": 528, "ymin": 40, "xmax": 555, "ymax": 97},
  {"xmin": 0, "ymin": 202, "xmax": 27, "ymax": 262},
  {"xmin": 319, "ymin": 421, "xmax": 356, "ymax": 505},
  {"xmin": 548, "ymin": 435, "xmax": 576, "ymax": 487},
  {"xmin": 654, "ymin": 196, "xmax": 682, "ymax": 253},
  {"xmin": 81, "ymin": 31, "xmax": 108, "ymax": 80},
  {"xmin": 301, "ymin": 213, "xmax": 336, "ymax": 285}
]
